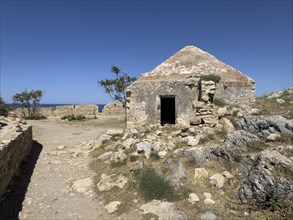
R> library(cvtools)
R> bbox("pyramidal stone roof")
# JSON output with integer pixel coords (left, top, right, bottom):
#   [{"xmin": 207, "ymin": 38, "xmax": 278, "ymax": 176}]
[{"xmin": 141, "ymin": 45, "xmax": 255, "ymax": 85}]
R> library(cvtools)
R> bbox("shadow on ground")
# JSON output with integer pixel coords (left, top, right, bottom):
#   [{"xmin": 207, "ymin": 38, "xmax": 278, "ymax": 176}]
[{"xmin": 0, "ymin": 141, "xmax": 43, "ymax": 219}]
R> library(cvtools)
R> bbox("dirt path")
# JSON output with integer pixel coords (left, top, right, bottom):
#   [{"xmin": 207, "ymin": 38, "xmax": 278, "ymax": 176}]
[{"xmin": 15, "ymin": 117, "xmax": 124, "ymax": 219}]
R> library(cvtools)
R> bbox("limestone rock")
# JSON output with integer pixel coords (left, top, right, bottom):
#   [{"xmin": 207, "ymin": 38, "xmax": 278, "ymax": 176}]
[
  {"xmin": 219, "ymin": 118, "xmax": 234, "ymax": 133},
  {"xmin": 158, "ymin": 151, "xmax": 167, "ymax": 158},
  {"xmin": 188, "ymin": 193, "xmax": 200, "ymax": 204},
  {"xmin": 122, "ymin": 138, "xmax": 136, "ymax": 149},
  {"xmin": 238, "ymin": 150, "xmax": 293, "ymax": 204},
  {"xmin": 97, "ymin": 174, "xmax": 128, "ymax": 191},
  {"xmin": 98, "ymin": 151, "xmax": 113, "ymax": 161},
  {"xmin": 234, "ymin": 115, "xmax": 293, "ymax": 135},
  {"xmin": 204, "ymin": 198, "xmax": 216, "ymax": 205},
  {"xmin": 266, "ymin": 133, "xmax": 281, "ymax": 142},
  {"xmin": 140, "ymin": 200, "xmax": 186, "ymax": 220},
  {"xmin": 105, "ymin": 201, "xmax": 121, "ymax": 214},
  {"xmin": 72, "ymin": 177, "xmax": 93, "ymax": 194},
  {"xmin": 110, "ymin": 150, "xmax": 127, "ymax": 163},
  {"xmin": 56, "ymin": 145, "xmax": 66, "ymax": 150},
  {"xmin": 210, "ymin": 174, "xmax": 225, "ymax": 188},
  {"xmin": 106, "ymin": 129, "xmax": 124, "ymax": 136},
  {"xmin": 136, "ymin": 141, "xmax": 153, "ymax": 159},
  {"xmin": 194, "ymin": 168, "xmax": 209, "ymax": 183},
  {"xmin": 222, "ymin": 171, "xmax": 233, "ymax": 179},
  {"xmin": 276, "ymin": 99, "xmax": 285, "ymax": 104},
  {"xmin": 203, "ymin": 192, "xmax": 212, "ymax": 198},
  {"xmin": 217, "ymin": 107, "xmax": 227, "ymax": 118},
  {"xmin": 186, "ymin": 136, "xmax": 199, "ymax": 147},
  {"xmin": 199, "ymin": 211, "xmax": 217, "ymax": 220}
]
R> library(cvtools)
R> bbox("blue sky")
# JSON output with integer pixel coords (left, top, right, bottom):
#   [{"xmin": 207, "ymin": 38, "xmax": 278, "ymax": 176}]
[{"xmin": 1, "ymin": 0, "xmax": 292, "ymax": 104}]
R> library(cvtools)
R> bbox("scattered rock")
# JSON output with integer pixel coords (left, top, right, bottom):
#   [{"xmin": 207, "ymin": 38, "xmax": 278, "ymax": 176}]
[
  {"xmin": 136, "ymin": 141, "xmax": 153, "ymax": 159},
  {"xmin": 98, "ymin": 151, "xmax": 113, "ymax": 161},
  {"xmin": 56, "ymin": 145, "xmax": 66, "ymax": 150},
  {"xmin": 222, "ymin": 171, "xmax": 233, "ymax": 179},
  {"xmin": 167, "ymin": 141, "xmax": 176, "ymax": 151},
  {"xmin": 121, "ymin": 138, "xmax": 136, "ymax": 149},
  {"xmin": 266, "ymin": 133, "xmax": 281, "ymax": 142},
  {"xmin": 219, "ymin": 118, "xmax": 234, "ymax": 133},
  {"xmin": 105, "ymin": 201, "xmax": 121, "ymax": 214},
  {"xmin": 72, "ymin": 177, "xmax": 93, "ymax": 194},
  {"xmin": 110, "ymin": 150, "xmax": 127, "ymax": 163},
  {"xmin": 204, "ymin": 198, "xmax": 216, "ymax": 205},
  {"xmin": 140, "ymin": 200, "xmax": 186, "ymax": 220},
  {"xmin": 186, "ymin": 136, "xmax": 199, "ymax": 147},
  {"xmin": 199, "ymin": 211, "xmax": 217, "ymax": 220},
  {"xmin": 210, "ymin": 173, "xmax": 225, "ymax": 188},
  {"xmin": 238, "ymin": 150, "xmax": 293, "ymax": 204},
  {"xmin": 97, "ymin": 174, "xmax": 128, "ymax": 191},
  {"xmin": 217, "ymin": 107, "xmax": 227, "ymax": 118},
  {"xmin": 158, "ymin": 151, "xmax": 167, "ymax": 158},
  {"xmin": 188, "ymin": 193, "xmax": 200, "ymax": 204},
  {"xmin": 194, "ymin": 168, "xmax": 209, "ymax": 183},
  {"xmin": 276, "ymin": 99, "xmax": 285, "ymax": 104},
  {"xmin": 203, "ymin": 192, "xmax": 212, "ymax": 198},
  {"xmin": 106, "ymin": 129, "xmax": 124, "ymax": 136},
  {"xmin": 155, "ymin": 130, "xmax": 163, "ymax": 136}
]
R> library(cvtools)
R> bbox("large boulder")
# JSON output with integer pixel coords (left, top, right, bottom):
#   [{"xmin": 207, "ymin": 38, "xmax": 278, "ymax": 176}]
[
  {"xmin": 140, "ymin": 200, "xmax": 186, "ymax": 220},
  {"xmin": 235, "ymin": 115, "xmax": 293, "ymax": 136},
  {"xmin": 237, "ymin": 150, "xmax": 293, "ymax": 204}
]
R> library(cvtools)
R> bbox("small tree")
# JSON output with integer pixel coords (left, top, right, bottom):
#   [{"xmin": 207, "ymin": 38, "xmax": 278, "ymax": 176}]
[
  {"xmin": 98, "ymin": 66, "xmax": 136, "ymax": 125},
  {"xmin": 12, "ymin": 89, "xmax": 44, "ymax": 118},
  {"xmin": 0, "ymin": 97, "xmax": 11, "ymax": 117}
]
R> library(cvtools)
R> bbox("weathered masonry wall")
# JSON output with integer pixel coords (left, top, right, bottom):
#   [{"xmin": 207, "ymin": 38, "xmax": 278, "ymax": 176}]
[
  {"xmin": 126, "ymin": 79, "xmax": 199, "ymax": 128},
  {"xmin": 0, "ymin": 126, "xmax": 33, "ymax": 199},
  {"xmin": 215, "ymin": 82, "xmax": 255, "ymax": 104},
  {"xmin": 102, "ymin": 102, "xmax": 125, "ymax": 116},
  {"xmin": 14, "ymin": 104, "xmax": 99, "ymax": 118}
]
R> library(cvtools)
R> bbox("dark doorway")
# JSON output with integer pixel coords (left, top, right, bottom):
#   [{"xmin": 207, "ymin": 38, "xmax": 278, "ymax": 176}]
[{"xmin": 161, "ymin": 97, "xmax": 176, "ymax": 125}]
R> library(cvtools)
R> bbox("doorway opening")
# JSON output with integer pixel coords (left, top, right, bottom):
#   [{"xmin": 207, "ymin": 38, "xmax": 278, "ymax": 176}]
[{"xmin": 160, "ymin": 97, "xmax": 176, "ymax": 125}]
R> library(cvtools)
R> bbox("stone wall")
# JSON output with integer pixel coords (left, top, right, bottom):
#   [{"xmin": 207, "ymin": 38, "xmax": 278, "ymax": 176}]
[
  {"xmin": 126, "ymin": 78, "xmax": 199, "ymax": 128},
  {"xmin": 102, "ymin": 102, "xmax": 124, "ymax": 116},
  {"xmin": 14, "ymin": 104, "xmax": 99, "ymax": 118},
  {"xmin": 0, "ymin": 125, "xmax": 33, "ymax": 199},
  {"xmin": 215, "ymin": 82, "xmax": 256, "ymax": 104}
]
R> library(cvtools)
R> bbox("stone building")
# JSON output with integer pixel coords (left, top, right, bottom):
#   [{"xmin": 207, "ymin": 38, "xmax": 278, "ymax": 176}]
[{"xmin": 126, "ymin": 45, "xmax": 255, "ymax": 128}]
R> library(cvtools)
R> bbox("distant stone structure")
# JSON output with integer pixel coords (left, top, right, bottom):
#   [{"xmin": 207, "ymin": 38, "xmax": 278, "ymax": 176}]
[
  {"xmin": 102, "ymin": 102, "xmax": 124, "ymax": 116},
  {"xmin": 14, "ymin": 104, "xmax": 99, "ymax": 118},
  {"xmin": 126, "ymin": 45, "xmax": 255, "ymax": 128}
]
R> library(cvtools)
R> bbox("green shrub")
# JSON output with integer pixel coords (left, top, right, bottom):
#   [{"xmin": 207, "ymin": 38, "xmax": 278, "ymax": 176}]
[
  {"xmin": 199, "ymin": 133, "xmax": 215, "ymax": 144},
  {"xmin": 279, "ymin": 133, "xmax": 293, "ymax": 144},
  {"xmin": 247, "ymin": 141, "xmax": 269, "ymax": 153},
  {"xmin": 61, "ymin": 114, "xmax": 85, "ymax": 121},
  {"xmin": 213, "ymin": 98, "xmax": 227, "ymax": 107},
  {"xmin": 138, "ymin": 168, "xmax": 175, "ymax": 201},
  {"xmin": 23, "ymin": 115, "xmax": 47, "ymax": 120},
  {"xmin": 200, "ymin": 75, "xmax": 221, "ymax": 83},
  {"xmin": 129, "ymin": 154, "xmax": 139, "ymax": 162},
  {"xmin": 150, "ymin": 152, "xmax": 160, "ymax": 160},
  {"xmin": 0, "ymin": 97, "xmax": 11, "ymax": 117}
]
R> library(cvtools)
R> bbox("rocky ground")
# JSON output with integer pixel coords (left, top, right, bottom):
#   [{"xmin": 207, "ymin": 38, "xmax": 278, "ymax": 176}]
[
  {"xmin": 0, "ymin": 88, "xmax": 292, "ymax": 220},
  {"xmin": 0, "ymin": 116, "xmax": 125, "ymax": 219}
]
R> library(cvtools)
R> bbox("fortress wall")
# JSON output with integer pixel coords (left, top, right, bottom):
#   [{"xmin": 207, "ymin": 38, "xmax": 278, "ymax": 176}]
[{"xmin": 0, "ymin": 126, "xmax": 33, "ymax": 200}]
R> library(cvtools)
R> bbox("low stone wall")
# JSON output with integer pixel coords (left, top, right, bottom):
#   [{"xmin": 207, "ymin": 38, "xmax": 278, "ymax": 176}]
[
  {"xmin": 14, "ymin": 104, "xmax": 99, "ymax": 118},
  {"xmin": 102, "ymin": 102, "xmax": 124, "ymax": 116},
  {"xmin": 0, "ymin": 125, "xmax": 33, "ymax": 200}
]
